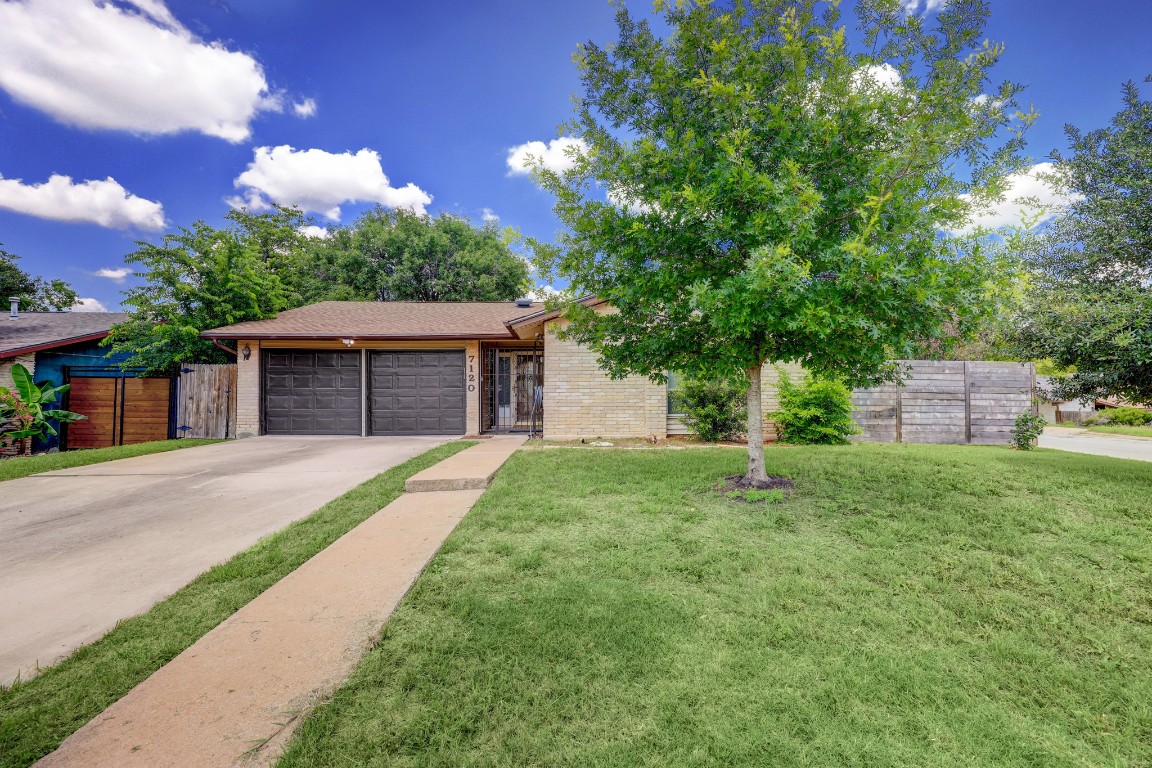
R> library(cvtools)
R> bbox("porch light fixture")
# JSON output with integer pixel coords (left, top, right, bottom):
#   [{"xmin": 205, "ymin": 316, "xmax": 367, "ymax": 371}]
[
  {"xmin": 341, "ymin": 338, "xmax": 355, "ymax": 347},
  {"xmin": 242, "ymin": 344, "xmax": 251, "ymax": 360}
]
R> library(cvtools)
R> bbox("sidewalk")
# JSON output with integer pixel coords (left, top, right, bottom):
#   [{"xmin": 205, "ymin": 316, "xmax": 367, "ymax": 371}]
[
  {"xmin": 36, "ymin": 436, "xmax": 525, "ymax": 768},
  {"xmin": 1039, "ymin": 426, "xmax": 1152, "ymax": 463}
]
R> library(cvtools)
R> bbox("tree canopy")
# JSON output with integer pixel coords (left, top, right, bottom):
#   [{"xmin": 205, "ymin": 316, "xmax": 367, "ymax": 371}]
[
  {"xmin": 0, "ymin": 244, "xmax": 77, "ymax": 312},
  {"xmin": 1012, "ymin": 79, "xmax": 1152, "ymax": 405},
  {"xmin": 105, "ymin": 210, "xmax": 292, "ymax": 374},
  {"xmin": 529, "ymin": 0, "xmax": 1030, "ymax": 481},
  {"xmin": 293, "ymin": 208, "xmax": 531, "ymax": 304},
  {"xmin": 107, "ymin": 206, "xmax": 533, "ymax": 373}
]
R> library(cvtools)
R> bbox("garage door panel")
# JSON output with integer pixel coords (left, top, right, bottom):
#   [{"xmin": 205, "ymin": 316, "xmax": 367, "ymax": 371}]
[
  {"xmin": 369, "ymin": 350, "xmax": 465, "ymax": 436},
  {"xmin": 264, "ymin": 349, "xmax": 361, "ymax": 435}
]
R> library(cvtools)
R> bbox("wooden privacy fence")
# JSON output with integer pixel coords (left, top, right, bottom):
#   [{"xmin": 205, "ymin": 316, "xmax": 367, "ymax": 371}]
[
  {"xmin": 851, "ymin": 361, "xmax": 1035, "ymax": 445},
  {"xmin": 176, "ymin": 363, "xmax": 237, "ymax": 439}
]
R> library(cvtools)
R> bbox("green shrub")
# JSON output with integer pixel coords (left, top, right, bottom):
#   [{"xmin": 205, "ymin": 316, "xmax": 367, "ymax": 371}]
[
  {"xmin": 674, "ymin": 376, "xmax": 747, "ymax": 442},
  {"xmin": 771, "ymin": 369, "xmax": 860, "ymax": 445},
  {"xmin": 1099, "ymin": 407, "xmax": 1152, "ymax": 426},
  {"xmin": 1011, "ymin": 411, "xmax": 1047, "ymax": 450}
]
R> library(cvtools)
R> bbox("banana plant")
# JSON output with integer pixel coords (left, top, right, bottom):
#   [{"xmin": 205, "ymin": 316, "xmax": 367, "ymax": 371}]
[{"xmin": 0, "ymin": 363, "xmax": 86, "ymax": 455}]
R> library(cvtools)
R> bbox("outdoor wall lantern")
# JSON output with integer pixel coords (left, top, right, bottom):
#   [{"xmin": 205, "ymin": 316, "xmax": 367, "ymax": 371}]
[{"xmin": 242, "ymin": 344, "xmax": 251, "ymax": 360}]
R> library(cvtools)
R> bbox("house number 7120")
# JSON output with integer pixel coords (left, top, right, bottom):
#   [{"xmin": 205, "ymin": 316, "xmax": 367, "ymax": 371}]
[{"xmin": 467, "ymin": 355, "xmax": 475, "ymax": 392}]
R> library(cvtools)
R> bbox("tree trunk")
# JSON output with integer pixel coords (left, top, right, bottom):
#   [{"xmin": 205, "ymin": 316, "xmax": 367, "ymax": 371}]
[{"xmin": 745, "ymin": 364, "xmax": 768, "ymax": 484}]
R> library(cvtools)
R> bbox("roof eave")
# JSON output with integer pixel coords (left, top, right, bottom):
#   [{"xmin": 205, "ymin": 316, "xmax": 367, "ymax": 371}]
[
  {"xmin": 504, "ymin": 296, "xmax": 606, "ymax": 332},
  {"xmin": 0, "ymin": 331, "xmax": 112, "ymax": 359},
  {"xmin": 199, "ymin": 331, "xmax": 519, "ymax": 341}
]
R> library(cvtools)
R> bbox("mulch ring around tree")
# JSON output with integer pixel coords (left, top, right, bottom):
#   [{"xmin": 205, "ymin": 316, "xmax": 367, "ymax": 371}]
[{"xmin": 717, "ymin": 474, "xmax": 795, "ymax": 504}]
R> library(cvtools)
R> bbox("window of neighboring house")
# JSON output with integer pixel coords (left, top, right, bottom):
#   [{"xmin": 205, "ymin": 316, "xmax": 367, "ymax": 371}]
[{"xmin": 666, "ymin": 371, "xmax": 685, "ymax": 415}]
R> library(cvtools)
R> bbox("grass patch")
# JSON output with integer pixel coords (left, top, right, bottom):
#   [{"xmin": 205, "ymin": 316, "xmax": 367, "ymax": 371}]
[
  {"xmin": 1088, "ymin": 424, "xmax": 1152, "ymax": 438},
  {"xmin": 279, "ymin": 444, "xmax": 1152, "ymax": 768},
  {"xmin": 0, "ymin": 440, "xmax": 475, "ymax": 768},
  {"xmin": 0, "ymin": 439, "xmax": 220, "ymax": 483}
]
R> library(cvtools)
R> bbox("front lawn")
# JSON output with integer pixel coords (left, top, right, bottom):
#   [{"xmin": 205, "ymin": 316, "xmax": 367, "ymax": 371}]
[
  {"xmin": 0, "ymin": 439, "xmax": 220, "ymax": 483},
  {"xmin": 1088, "ymin": 424, "xmax": 1152, "ymax": 438},
  {"xmin": 0, "ymin": 440, "xmax": 475, "ymax": 768},
  {"xmin": 279, "ymin": 444, "xmax": 1152, "ymax": 768}
]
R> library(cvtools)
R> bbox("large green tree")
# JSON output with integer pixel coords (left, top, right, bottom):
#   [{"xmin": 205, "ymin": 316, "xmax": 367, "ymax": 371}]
[
  {"xmin": 1013, "ymin": 80, "xmax": 1152, "ymax": 405},
  {"xmin": 295, "ymin": 208, "xmax": 531, "ymax": 303},
  {"xmin": 0, "ymin": 244, "xmax": 77, "ymax": 311},
  {"xmin": 105, "ymin": 210, "xmax": 293, "ymax": 373},
  {"xmin": 529, "ymin": 0, "xmax": 1030, "ymax": 482}
]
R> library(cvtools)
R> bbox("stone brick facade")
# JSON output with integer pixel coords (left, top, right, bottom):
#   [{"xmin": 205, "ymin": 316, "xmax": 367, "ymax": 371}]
[
  {"xmin": 542, "ymin": 319, "xmax": 667, "ymax": 440},
  {"xmin": 235, "ymin": 340, "xmax": 261, "ymax": 438},
  {"xmin": 0, "ymin": 354, "xmax": 36, "ymax": 456}
]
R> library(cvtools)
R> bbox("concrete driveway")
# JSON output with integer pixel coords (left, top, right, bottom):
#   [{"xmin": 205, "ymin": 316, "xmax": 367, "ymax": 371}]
[
  {"xmin": 1039, "ymin": 426, "xmax": 1152, "ymax": 463},
  {"xmin": 0, "ymin": 436, "xmax": 449, "ymax": 685}
]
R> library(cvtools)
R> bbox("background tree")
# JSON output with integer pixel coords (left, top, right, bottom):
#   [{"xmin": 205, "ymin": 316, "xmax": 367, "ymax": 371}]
[
  {"xmin": 296, "ymin": 208, "xmax": 531, "ymax": 303},
  {"xmin": 1012, "ymin": 79, "xmax": 1152, "ymax": 405},
  {"xmin": 529, "ymin": 0, "xmax": 1030, "ymax": 483},
  {"xmin": 105, "ymin": 213, "xmax": 292, "ymax": 374},
  {"xmin": 0, "ymin": 244, "xmax": 77, "ymax": 311}
]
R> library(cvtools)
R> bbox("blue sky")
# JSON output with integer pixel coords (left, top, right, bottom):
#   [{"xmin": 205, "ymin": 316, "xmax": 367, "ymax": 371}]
[{"xmin": 0, "ymin": 0, "xmax": 1148, "ymax": 311}]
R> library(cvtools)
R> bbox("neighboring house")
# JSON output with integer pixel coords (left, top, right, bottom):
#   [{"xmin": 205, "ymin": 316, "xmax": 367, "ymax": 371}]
[
  {"xmin": 0, "ymin": 304, "xmax": 174, "ymax": 451},
  {"xmin": 203, "ymin": 299, "xmax": 751, "ymax": 441},
  {"xmin": 1034, "ymin": 375, "xmax": 1125, "ymax": 424}
]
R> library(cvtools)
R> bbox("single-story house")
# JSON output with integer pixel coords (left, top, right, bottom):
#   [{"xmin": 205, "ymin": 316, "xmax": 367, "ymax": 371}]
[
  {"xmin": 1, "ymin": 303, "xmax": 174, "ymax": 452},
  {"xmin": 202, "ymin": 299, "xmax": 784, "ymax": 441},
  {"xmin": 1034, "ymin": 375, "xmax": 1138, "ymax": 424}
]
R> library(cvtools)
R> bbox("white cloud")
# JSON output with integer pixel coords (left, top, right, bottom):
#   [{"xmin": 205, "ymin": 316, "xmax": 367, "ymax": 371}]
[
  {"xmin": 94, "ymin": 267, "xmax": 134, "ymax": 283},
  {"xmin": 526, "ymin": 285, "xmax": 559, "ymax": 301},
  {"xmin": 506, "ymin": 137, "xmax": 588, "ymax": 176},
  {"xmin": 298, "ymin": 225, "xmax": 330, "ymax": 239},
  {"xmin": 853, "ymin": 63, "xmax": 902, "ymax": 93},
  {"xmin": 0, "ymin": 173, "xmax": 165, "ymax": 230},
  {"xmin": 229, "ymin": 145, "xmax": 432, "ymax": 221},
  {"xmin": 607, "ymin": 186, "xmax": 655, "ymax": 215},
  {"xmin": 903, "ymin": 0, "xmax": 945, "ymax": 14},
  {"xmin": 293, "ymin": 98, "xmax": 317, "ymax": 118},
  {"xmin": 72, "ymin": 297, "xmax": 108, "ymax": 312},
  {"xmin": 953, "ymin": 162, "xmax": 1076, "ymax": 234},
  {"xmin": 0, "ymin": 0, "xmax": 282, "ymax": 142},
  {"xmin": 481, "ymin": 207, "xmax": 499, "ymax": 224}
]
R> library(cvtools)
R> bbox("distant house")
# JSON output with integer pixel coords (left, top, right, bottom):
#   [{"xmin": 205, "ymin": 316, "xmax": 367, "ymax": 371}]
[
  {"xmin": 0, "ymin": 302, "xmax": 173, "ymax": 452},
  {"xmin": 1033, "ymin": 375, "xmax": 1136, "ymax": 424}
]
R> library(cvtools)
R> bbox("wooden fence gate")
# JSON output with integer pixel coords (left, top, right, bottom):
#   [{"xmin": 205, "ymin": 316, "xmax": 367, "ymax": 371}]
[
  {"xmin": 851, "ymin": 361, "xmax": 1035, "ymax": 445},
  {"xmin": 176, "ymin": 363, "xmax": 237, "ymax": 439},
  {"xmin": 64, "ymin": 376, "xmax": 174, "ymax": 449}
]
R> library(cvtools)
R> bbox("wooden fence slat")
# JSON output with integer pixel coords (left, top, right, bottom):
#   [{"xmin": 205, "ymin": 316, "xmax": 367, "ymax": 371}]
[{"xmin": 177, "ymin": 363, "xmax": 237, "ymax": 439}]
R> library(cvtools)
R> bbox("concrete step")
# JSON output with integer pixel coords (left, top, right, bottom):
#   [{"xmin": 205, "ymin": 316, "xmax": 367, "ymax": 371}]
[{"xmin": 404, "ymin": 436, "xmax": 525, "ymax": 492}]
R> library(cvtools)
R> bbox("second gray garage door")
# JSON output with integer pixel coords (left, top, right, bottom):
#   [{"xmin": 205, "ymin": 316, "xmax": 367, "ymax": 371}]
[{"xmin": 369, "ymin": 351, "xmax": 466, "ymax": 435}]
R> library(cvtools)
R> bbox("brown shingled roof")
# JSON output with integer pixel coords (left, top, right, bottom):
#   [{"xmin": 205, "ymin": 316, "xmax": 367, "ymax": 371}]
[
  {"xmin": 201, "ymin": 301, "xmax": 543, "ymax": 340},
  {"xmin": 1, "ymin": 312, "xmax": 128, "ymax": 357}
]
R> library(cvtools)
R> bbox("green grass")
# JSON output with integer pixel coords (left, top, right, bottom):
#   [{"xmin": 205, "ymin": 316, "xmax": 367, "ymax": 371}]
[
  {"xmin": 278, "ymin": 444, "xmax": 1152, "ymax": 768},
  {"xmin": 0, "ymin": 440, "xmax": 475, "ymax": 768},
  {"xmin": 0, "ymin": 439, "xmax": 220, "ymax": 483},
  {"xmin": 1088, "ymin": 424, "xmax": 1152, "ymax": 438}
]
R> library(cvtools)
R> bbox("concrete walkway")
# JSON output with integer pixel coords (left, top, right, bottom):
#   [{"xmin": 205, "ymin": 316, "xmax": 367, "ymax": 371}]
[
  {"xmin": 36, "ymin": 436, "xmax": 524, "ymax": 768},
  {"xmin": 1039, "ymin": 426, "xmax": 1152, "ymax": 463},
  {"xmin": 1, "ymin": 436, "xmax": 449, "ymax": 686}
]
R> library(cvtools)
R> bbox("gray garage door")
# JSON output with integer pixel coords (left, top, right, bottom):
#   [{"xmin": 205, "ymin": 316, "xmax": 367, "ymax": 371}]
[
  {"xmin": 370, "ymin": 351, "xmax": 466, "ymax": 435},
  {"xmin": 263, "ymin": 350, "xmax": 362, "ymax": 435}
]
